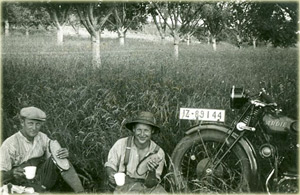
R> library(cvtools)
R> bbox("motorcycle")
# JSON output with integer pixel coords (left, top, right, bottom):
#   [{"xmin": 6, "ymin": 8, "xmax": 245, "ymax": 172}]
[{"xmin": 170, "ymin": 86, "xmax": 298, "ymax": 193}]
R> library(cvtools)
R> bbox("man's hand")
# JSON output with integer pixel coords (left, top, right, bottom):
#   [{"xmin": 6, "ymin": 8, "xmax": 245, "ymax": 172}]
[
  {"xmin": 12, "ymin": 167, "xmax": 25, "ymax": 179},
  {"xmin": 56, "ymin": 148, "xmax": 69, "ymax": 159},
  {"xmin": 145, "ymin": 159, "xmax": 160, "ymax": 188},
  {"xmin": 147, "ymin": 159, "xmax": 159, "ymax": 171},
  {"xmin": 106, "ymin": 167, "xmax": 117, "ymax": 191}
]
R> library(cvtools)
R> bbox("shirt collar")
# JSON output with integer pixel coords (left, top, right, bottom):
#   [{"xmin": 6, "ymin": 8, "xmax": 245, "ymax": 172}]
[
  {"xmin": 131, "ymin": 137, "xmax": 155, "ymax": 156},
  {"xmin": 18, "ymin": 131, "xmax": 39, "ymax": 143}
]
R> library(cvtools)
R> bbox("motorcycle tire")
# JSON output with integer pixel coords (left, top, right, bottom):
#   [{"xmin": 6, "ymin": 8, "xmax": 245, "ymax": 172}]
[{"xmin": 171, "ymin": 129, "xmax": 253, "ymax": 193}]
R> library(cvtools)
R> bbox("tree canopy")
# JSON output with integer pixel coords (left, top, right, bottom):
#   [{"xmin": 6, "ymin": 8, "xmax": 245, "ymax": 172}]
[
  {"xmin": 249, "ymin": 2, "xmax": 298, "ymax": 47},
  {"xmin": 2, "ymin": 1, "xmax": 298, "ymax": 48}
]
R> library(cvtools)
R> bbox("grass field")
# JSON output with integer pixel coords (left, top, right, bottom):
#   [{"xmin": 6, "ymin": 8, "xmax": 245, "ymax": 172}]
[{"xmin": 1, "ymin": 34, "xmax": 298, "ymax": 192}]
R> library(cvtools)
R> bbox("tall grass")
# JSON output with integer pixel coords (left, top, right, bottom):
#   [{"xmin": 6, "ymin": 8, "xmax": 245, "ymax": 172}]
[{"xmin": 2, "ymin": 34, "xmax": 298, "ymax": 192}]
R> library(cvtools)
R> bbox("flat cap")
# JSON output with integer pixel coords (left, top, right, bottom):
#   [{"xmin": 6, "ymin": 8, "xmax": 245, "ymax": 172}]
[{"xmin": 20, "ymin": 106, "xmax": 46, "ymax": 121}]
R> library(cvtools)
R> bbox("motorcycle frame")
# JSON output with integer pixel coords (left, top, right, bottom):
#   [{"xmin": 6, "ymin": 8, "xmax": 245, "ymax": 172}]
[{"xmin": 173, "ymin": 90, "xmax": 297, "ymax": 192}]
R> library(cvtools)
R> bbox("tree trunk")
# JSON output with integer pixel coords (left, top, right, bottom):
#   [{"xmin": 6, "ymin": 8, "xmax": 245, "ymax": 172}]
[
  {"xmin": 71, "ymin": 24, "xmax": 80, "ymax": 36},
  {"xmin": 91, "ymin": 31, "xmax": 101, "ymax": 68},
  {"xmin": 253, "ymin": 37, "xmax": 257, "ymax": 49},
  {"xmin": 159, "ymin": 31, "xmax": 166, "ymax": 44},
  {"xmin": 118, "ymin": 30, "xmax": 125, "ymax": 46},
  {"xmin": 4, "ymin": 19, "xmax": 9, "ymax": 36},
  {"xmin": 212, "ymin": 36, "xmax": 217, "ymax": 51},
  {"xmin": 174, "ymin": 44, "xmax": 179, "ymax": 60},
  {"xmin": 161, "ymin": 36, "xmax": 166, "ymax": 45},
  {"xmin": 25, "ymin": 28, "xmax": 29, "ymax": 36},
  {"xmin": 57, "ymin": 26, "xmax": 64, "ymax": 45},
  {"xmin": 236, "ymin": 34, "xmax": 242, "ymax": 48},
  {"xmin": 187, "ymin": 34, "xmax": 191, "ymax": 46},
  {"xmin": 174, "ymin": 32, "xmax": 180, "ymax": 60},
  {"xmin": 153, "ymin": 14, "xmax": 167, "ymax": 45},
  {"xmin": 119, "ymin": 36, "xmax": 125, "ymax": 46},
  {"xmin": 161, "ymin": 32, "xmax": 166, "ymax": 45},
  {"xmin": 207, "ymin": 31, "xmax": 211, "ymax": 45}
]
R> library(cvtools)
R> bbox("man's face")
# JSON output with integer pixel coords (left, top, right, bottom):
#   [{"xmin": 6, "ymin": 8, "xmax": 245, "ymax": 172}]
[
  {"xmin": 20, "ymin": 118, "xmax": 43, "ymax": 141},
  {"xmin": 133, "ymin": 123, "xmax": 153, "ymax": 145}
]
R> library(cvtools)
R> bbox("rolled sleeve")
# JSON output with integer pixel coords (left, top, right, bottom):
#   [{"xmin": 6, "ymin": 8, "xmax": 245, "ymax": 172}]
[
  {"xmin": 0, "ymin": 143, "xmax": 13, "ymax": 171},
  {"xmin": 104, "ymin": 139, "xmax": 124, "ymax": 171}
]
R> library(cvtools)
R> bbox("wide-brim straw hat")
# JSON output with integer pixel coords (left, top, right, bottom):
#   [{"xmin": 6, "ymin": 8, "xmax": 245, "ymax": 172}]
[{"xmin": 125, "ymin": 111, "xmax": 160, "ymax": 134}]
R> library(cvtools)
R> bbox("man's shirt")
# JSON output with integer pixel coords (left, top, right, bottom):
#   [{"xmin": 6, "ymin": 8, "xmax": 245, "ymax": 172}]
[
  {"xmin": 0, "ymin": 131, "xmax": 50, "ymax": 171},
  {"xmin": 105, "ymin": 137, "xmax": 165, "ymax": 180}
]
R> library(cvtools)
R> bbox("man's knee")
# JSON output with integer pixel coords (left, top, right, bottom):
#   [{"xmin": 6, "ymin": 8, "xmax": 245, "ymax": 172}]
[{"xmin": 35, "ymin": 157, "xmax": 59, "ymax": 190}]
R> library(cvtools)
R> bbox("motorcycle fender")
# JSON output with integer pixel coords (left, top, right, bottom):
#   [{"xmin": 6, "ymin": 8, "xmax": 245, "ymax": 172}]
[{"xmin": 185, "ymin": 123, "xmax": 258, "ymax": 180}]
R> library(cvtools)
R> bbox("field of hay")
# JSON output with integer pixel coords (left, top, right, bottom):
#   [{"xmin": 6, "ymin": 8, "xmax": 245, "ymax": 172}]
[{"xmin": 1, "ymin": 34, "xmax": 298, "ymax": 192}]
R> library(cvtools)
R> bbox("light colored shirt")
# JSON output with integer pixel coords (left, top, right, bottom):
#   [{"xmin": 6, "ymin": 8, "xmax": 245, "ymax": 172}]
[
  {"xmin": 0, "ymin": 131, "xmax": 50, "ymax": 171},
  {"xmin": 105, "ymin": 137, "xmax": 165, "ymax": 180}
]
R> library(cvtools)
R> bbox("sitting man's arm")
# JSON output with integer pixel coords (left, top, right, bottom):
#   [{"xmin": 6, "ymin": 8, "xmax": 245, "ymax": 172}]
[
  {"xmin": 1, "ymin": 170, "xmax": 14, "ymax": 184},
  {"xmin": 145, "ymin": 149, "xmax": 165, "ymax": 188},
  {"xmin": 106, "ymin": 167, "xmax": 117, "ymax": 191},
  {"xmin": 144, "ymin": 161, "xmax": 160, "ymax": 188},
  {"xmin": 106, "ymin": 167, "xmax": 116, "ymax": 188},
  {"xmin": 1, "ymin": 167, "xmax": 25, "ymax": 184},
  {"xmin": 104, "ymin": 139, "xmax": 124, "ymax": 191},
  {"xmin": 1, "ymin": 143, "xmax": 26, "ymax": 184}
]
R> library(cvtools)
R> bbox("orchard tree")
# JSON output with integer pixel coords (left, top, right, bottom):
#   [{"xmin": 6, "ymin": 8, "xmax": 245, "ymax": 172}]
[
  {"xmin": 46, "ymin": 2, "xmax": 71, "ymax": 45},
  {"xmin": 248, "ymin": 2, "xmax": 298, "ymax": 47},
  {"xmin": 152, "ymin": 2, "xmax": 182, "ymax": 60},
  {"xmin": 194, "ymin": 26, "xmax": 211, "ymax": 44},
  {"xmin": 152, "ymin": 2, "xmax": 204, "ymax": 59},
  {"xmin": 8, "ymin": 3, "xmax": 51, "ymax": 36},
  {"xmin": 2, "ymin": 2, "xmax": 51, "ymax": 36},
  {"xmin": 201, "ymin": 2, "xmax": 231, "ymax": 51},
  {"xmin": 31, "ymin": 5, "xmax": 52, "ymax": 31},
  {"xmin": 16, "ymin": 3, "xmax": 37, "ymax": 36},
  {"xmin": 68, "ymin": 10, "xmax": 81, "ymax": 36},
  {"xmin": 75, "ymin": 2, "xmax": 113, "ymax": 67},
  {"xmin": 148, "ymin": 3, "xmax": 168, "ymax": 44},
  {"xmin": 2, "ymin": 2, "xmax": 17, "ymax": 36},
  {"xmin": 225, "ymin": 1, "xmax": 253, "ymax": 48},
  {"xmin": 178, "ymin": 2, "xmax": 204, "ymax": 45},
  {"xmin": 106, "ymin": 2, "xmax": 148, "ymax": 46}
]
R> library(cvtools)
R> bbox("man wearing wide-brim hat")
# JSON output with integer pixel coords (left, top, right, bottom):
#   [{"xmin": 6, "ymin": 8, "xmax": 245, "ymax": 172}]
[
  {"xmin": 105, "ymin": 111, "xmax": 167, "ymax": 193},
  {"xmin": 0, "ymin": 106, "xmax": 84, "ymax": 193}
]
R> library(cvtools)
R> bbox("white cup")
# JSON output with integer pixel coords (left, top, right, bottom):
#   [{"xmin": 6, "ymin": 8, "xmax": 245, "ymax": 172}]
[
  {"xmin": 24, "ymin": 166, "xmax": 37, "ymax": 179},
  {"xmin": 114, "ymin": 172, "xmax": 126, "ymax": 186}
]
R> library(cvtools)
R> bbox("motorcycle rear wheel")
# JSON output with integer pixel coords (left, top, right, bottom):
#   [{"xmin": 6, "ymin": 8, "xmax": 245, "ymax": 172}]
[{"xmin": 171, "ymin": 129, "xmax": 253, "ymax": 193}]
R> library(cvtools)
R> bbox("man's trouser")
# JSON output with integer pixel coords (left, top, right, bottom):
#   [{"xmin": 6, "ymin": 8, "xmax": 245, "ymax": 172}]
[{"xmin": 11, "ymin": 157, "xmax": 84, "ymax": 193}]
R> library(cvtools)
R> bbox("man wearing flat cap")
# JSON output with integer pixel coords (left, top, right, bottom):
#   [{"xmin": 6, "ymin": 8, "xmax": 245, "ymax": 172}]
[
  {"xmin": 105, "ymin": 111, "xmax": 167, "ymax": 194},
  {"xmin": 0, "ymin": 106, "xmax": 84, "ymax": 193}
]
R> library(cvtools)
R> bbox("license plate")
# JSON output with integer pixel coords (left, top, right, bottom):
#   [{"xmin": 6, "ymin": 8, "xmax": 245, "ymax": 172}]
[{"xmin": 179, "ymin": 108, "xmax": 225, "ymax": 122}]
